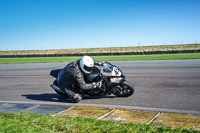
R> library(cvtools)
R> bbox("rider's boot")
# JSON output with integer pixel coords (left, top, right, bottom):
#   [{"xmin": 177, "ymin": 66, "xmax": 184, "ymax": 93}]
[
  {"xmin": 71, "ymin": 94, "xmax": 82, "ymax": 103},
  {"xmin": 64, "ymin": 88, "xmax": 82, "ymax": 103}
]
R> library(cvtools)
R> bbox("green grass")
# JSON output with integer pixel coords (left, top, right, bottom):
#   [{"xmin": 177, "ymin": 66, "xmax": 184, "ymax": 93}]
[
  {"xmin": 0, "ymin": 53, "xmax": 200, "ymax": 64},
  {"xmin": 0, "ymin": 113, "xmax": 198, "ymax": 133}
]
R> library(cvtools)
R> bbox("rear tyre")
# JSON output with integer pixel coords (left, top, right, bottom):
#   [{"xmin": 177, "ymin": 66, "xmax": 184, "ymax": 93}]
[{"xmin": 112, "ymin": 81, "xmax": 134, "ymax": 97}]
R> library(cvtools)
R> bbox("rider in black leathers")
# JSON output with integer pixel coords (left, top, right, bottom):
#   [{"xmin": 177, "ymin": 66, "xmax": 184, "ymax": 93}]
[{"xmin": 57, "ymin": 56, "xmax": 103, "ymax": 103}]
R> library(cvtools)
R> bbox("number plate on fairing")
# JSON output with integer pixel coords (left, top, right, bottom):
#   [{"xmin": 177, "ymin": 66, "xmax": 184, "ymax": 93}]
[{"xmin": 112, "ymin": 67, "xmax": 122, "ymax": 76}]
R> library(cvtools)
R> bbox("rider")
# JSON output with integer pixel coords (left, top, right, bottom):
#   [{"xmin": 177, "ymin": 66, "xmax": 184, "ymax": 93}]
[{"xmin": 57, "ymin": 56, "xmax": 103, "ymax": 103}]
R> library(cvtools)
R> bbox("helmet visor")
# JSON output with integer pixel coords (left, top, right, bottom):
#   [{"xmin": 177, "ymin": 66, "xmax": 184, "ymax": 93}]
[{"xmin": 83, "ymin": 64, "xmax": 93, "ymax": 73}]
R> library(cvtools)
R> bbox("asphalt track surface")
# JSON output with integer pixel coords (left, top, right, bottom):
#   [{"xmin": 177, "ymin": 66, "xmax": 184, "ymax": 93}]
[{"xmin": 0, "ymin": 59, "xmax": 200, "ymax": 113}]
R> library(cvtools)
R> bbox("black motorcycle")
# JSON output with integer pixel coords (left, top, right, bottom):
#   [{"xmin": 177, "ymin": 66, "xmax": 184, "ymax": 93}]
[{"xmin": 50, "ymin": 61, "xmax": 134, "ymax": 100}]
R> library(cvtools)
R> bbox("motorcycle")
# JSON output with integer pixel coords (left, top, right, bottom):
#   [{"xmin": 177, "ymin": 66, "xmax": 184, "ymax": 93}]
[{"xmin": 50, "ymin": 61, "xmax": 134, "ymax": 100}]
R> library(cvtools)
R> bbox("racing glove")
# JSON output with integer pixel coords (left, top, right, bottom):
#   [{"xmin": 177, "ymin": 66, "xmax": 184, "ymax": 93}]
[
  {"xmin": 99, "ymin": 61, "xmax": 104, "ymax": 66},
  {"xmin": 95, "ymin": 61, "xmax": 104, "ymax": 66},
  {"xmin": 92, "ymin": 81, "xmax": 102, "ymax": 89}
]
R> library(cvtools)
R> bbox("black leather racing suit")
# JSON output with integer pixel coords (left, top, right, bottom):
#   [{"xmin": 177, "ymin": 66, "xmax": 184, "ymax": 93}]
[{"xmin": 57, "ymin": 59, "xmax": 102, "ymax": 99}]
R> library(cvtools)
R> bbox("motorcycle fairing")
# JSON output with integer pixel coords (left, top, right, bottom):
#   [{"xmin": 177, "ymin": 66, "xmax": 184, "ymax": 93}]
[{"xmin": 110, "ymin": 77, "xmax": 126, "ymax": 84}]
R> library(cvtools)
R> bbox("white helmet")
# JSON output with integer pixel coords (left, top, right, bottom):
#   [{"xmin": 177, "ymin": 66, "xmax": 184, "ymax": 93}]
[{"xmin": 79, "ymin": 56, "xmax": 94, "ymax": 74}]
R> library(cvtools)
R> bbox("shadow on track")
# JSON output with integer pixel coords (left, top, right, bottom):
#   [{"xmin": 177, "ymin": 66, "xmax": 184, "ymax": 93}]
[
  {"xmin": 22, "ymin": 93, "xmax": 117, "ymax": 103},
  {"xmin": 82, "ymin": 95, "xmax": 117, "ymax": 100},
  {"xmin": 22, "ymin": 93, "xmax": 71, "ymax": 103}
]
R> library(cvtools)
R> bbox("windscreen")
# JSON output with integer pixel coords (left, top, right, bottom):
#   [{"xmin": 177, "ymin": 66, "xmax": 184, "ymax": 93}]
[{"xmin": 103, "ymin": 62, "xmax": 113, "ymax": 73}]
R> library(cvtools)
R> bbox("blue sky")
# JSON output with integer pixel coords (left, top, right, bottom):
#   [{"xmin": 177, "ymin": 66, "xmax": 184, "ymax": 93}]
[{"xmin": 0, "ymin": 0, "xmax": 200, "ymax": 50}]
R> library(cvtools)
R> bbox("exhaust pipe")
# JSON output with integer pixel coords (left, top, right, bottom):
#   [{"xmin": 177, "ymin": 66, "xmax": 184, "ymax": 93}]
[{"xmin": 50, "ymin": 84, "xmax": 64, "ymax": 93}]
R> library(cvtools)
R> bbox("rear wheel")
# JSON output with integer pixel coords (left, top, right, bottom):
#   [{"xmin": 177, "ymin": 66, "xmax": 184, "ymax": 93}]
[{"xmin": 112, "ymin": 81, "xmax": 134, "ymax": 97}]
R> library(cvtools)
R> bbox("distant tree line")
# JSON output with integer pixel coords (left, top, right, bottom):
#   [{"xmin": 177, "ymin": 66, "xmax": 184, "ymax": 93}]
[{"xmin": 0, "ymin": 50, "xmax": 199, "ymax": 58}]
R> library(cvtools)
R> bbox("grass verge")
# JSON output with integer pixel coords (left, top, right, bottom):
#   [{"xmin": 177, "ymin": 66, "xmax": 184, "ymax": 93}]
[
  {"xmin": 0, "ymin": 112, "xmax": 198, "ymax": 133},
  {"xmin": 0, "ymin": 53, "xmax": 200, "ymax": 64}
]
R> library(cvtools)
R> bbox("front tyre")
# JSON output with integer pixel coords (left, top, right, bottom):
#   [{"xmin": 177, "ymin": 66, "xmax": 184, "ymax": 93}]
[{"xmin": 112, "ymin": 81, "xmax": 134, "ymax": 97}]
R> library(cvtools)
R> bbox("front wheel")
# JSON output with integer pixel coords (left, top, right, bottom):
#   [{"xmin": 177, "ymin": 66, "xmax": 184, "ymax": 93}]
[{"xmin": 112, "ymin": 81, "xmax": 134, "ymax": 97}]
